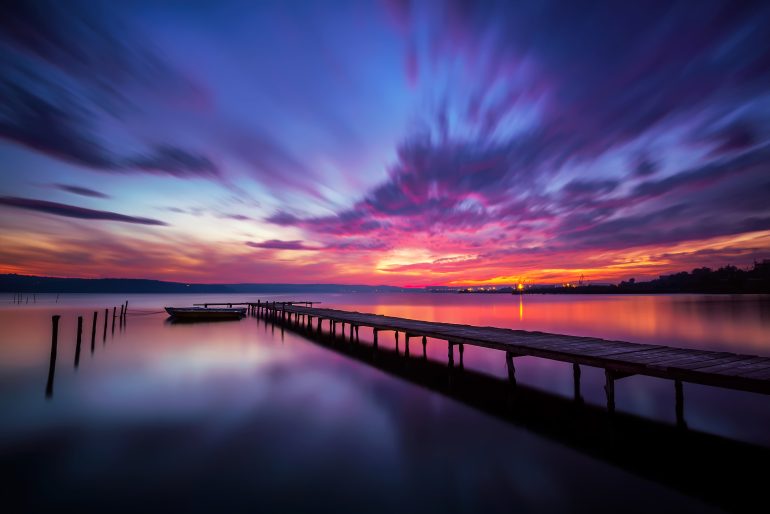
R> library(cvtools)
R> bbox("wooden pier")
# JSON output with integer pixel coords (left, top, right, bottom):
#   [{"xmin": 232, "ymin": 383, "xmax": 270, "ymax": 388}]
[
  {"xmin": 256, "ymin": 302, "xmax": 770, "ymax": 414},
  {"xmin": 193, "ymin": 301, "xmax": 318, "ymax": 308}
]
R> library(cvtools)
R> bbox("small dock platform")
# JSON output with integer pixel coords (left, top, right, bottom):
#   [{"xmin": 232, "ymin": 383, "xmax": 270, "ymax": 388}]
[{"xmin": 256, "ymin": 301, "xmax": 770, "ymax": 417}]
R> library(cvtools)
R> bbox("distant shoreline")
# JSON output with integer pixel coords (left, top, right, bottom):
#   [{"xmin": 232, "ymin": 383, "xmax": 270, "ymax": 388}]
[
  {"xmin": 3, "ymin": 259, "xmax": 769, "ymax": 295},
  {"xmin": 0, "ymin": 274, "xmax": 412, "ymax": 294}
]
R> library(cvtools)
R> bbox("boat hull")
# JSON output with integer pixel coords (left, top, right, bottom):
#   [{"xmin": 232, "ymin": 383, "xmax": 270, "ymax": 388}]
[{"xmin": 164, "ymin": 307, "xmax": 246, "ymax": 320}]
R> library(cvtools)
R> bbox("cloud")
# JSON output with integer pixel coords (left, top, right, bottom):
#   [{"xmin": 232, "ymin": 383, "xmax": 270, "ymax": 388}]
[
  {"xmin": 0, "ymin": 196, "xmax": 167, "ymax": 226},
  {"xmin": 54, "ymin": 184, "xmax": 111, "ymax": 199},
  {"xmin": 122, "ymin": 145, "xmax": 218, "ymax": 177},
  {"xmin": 246, "ymin": 240, "xmax": 318, "ymax": 251},
  {"xmin": 260, "ymin": 1, "xmax": 770, "ymax": 261},
  {"xmin": 0, "ymin": 1, "xmax": 218, "ymax": 178},
  {"xmin": 221, "ymin": 213, "xmax": 252, "ymax": 221}
]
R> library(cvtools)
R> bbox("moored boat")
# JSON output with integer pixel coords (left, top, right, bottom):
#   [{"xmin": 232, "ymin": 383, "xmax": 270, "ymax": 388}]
[{"xmin": 164, "ymin": 306, "xmax": 246, "ymax": 320}]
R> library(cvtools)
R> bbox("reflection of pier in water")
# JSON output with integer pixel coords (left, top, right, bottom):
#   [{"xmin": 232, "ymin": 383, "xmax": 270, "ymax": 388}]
[{"xmin": 257, "ymin": 304, "xmax": 768, "ymax": 513}]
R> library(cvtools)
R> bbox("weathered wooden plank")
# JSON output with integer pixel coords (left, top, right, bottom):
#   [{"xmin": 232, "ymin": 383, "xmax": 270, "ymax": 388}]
[
  {"xmin": 738, "ymin": 367, "xmax": 770, "ymax": 381},
  {"xmin": 646, "ymin": 352, "xmax": 738, "ymax": 369},
  {"xmin": 689, "ymin": 357, "xmax": 770, "ymax": 375},
  {"xmin": 668, "ymin": 355, "xmax": 756, "ymax": 371},
  {"xmin": 609, "ymin": 348, "xmax": 691, "ymax": 364}
]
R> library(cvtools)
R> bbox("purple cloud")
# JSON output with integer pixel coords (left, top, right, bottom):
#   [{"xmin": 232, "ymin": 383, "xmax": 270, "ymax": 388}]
[
  {"xmin": 246, "ymin": 240, "xmax": 317, "ymax": 251},
  {"xmin": 0, "ymin": 2, "xmax": 219, "ymax": 178},
  {"xmin": 54, "ymin": 184, "xmax": 111, "ymax": 199},
  {"xmin": 0, "ymin": 196, "xmax": 167, "ymax": 226}
]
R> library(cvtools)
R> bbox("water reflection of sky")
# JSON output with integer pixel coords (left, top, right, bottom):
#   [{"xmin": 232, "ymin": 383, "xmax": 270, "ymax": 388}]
[{"xmin": 2, "ymin": 293, "xmax": 768, "ymax": 512}]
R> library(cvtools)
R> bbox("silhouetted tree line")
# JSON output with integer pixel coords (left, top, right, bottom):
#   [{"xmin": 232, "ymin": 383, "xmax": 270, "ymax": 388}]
[{"xmin": 528, "ymin": 260, "xmax": 770, "ymax": 294}]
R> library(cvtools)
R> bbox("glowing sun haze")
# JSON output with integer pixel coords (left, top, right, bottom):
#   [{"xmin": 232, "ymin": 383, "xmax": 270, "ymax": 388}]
[{"xmin": 1, "ymin": 0, "xmax": 770, "ymax": 286}]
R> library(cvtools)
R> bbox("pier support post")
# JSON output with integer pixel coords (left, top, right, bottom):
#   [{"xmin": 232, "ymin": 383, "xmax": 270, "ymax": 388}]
[
  {"xmin": 395, "ymin": 331, "xmax": 399, "ymax": 352},
  {"xmin": 46, "ymin": 315, "xmax": 60, "ymax": 398},
  {"xmin": 448, "ymin": 342, "xmax": 454, "ymax": 367},
  {"xmin": 373, "ymin": 329, "xmax": 379, "ymax": 348},
  {"xmin": 675, "ymin": 379, "xmax": 686, "ymax": 429},
  {"xmin": 458, "ymin": 343, "xmax": 464, "ymax": 368},
  {"xmin": 74, "ymin": 316, "xmax": 83, "ymax": 368},
  {"xmin": 111, "ymin": 306, "xmax": 116, "ymax": 334},
  {"xmin": 317, "ymin": 317, "xmax": 322, "ymax": 331},
  {"xmin": 506, "ymin": 351, "xmax": 516, "ymax": 386},
  {"xmin": 405, "ymin": 335, "xmax": 410, "ymax": 357},
  {"xmin": 103, "ymin": 308, "xmax": 108, "ymax": 341},
  {"xmin": 605, "ymin": 370, "xmax": 616, "ymax": 413},
  {"xmin": 573, "ymin": 363, "xmax": 582, "ymax": 402},
  {"xmin": 422, "ymin": 336, "xmax": 427, "ymax": 358}
]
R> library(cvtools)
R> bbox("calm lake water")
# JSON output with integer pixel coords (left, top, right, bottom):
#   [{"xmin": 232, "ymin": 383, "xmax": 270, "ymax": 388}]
[{"xmin": 2, "ymin": 292, "xmax": 769, "ymax": 512}]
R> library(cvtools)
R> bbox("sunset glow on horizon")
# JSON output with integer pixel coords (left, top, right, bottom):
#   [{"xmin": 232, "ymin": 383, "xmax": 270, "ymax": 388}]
[{"xmin": 2, "ymin": 0, "xmax": 770, "ymax": 286}]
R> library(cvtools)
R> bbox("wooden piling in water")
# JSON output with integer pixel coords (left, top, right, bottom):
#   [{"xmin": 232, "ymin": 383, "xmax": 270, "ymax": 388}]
[
  {"xmin": 103, "ymin": 308, "xmax": 108, "ymax": 340},
  {"xmin": 46, "ymin": 315, "xmax": 60, "ymax": 398},
  {"xmin": 506, "ymin": 351, "xmax": 516, "ymax": 386},
  {"xmin": 605, "ymin": 370, "xmax": 615, "ymax": 413},
  {"xmin": 90, "ymin": 311, "xmax": 97, "ymax": 353},
  {"xmin": 74, "ymin": 316, "xmax": 83, "ymax": 368},
  {"xmin": 573, "ymin": 363, "xmax": 582, "ymax": 402},
  {"xmin": 675, "ymin": 379, "xmax": 686, "ymax": 429}
]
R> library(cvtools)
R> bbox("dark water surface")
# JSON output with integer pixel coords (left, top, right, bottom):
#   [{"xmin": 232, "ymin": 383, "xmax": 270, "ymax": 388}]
[{"xmin": 2, "ymin": 293, "xmax": 769, "ymax": 512}]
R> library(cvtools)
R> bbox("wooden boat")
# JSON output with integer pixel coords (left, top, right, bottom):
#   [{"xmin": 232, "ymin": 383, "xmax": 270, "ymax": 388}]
[{"xmin": 164, "ymin": 306, "xmax": 247, "ymax": 320}]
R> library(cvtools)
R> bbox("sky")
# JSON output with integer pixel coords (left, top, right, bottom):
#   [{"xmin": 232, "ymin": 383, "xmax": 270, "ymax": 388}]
[{"xmin": 1, "ymin": 0, "xmax": 770, "ymax": 286}]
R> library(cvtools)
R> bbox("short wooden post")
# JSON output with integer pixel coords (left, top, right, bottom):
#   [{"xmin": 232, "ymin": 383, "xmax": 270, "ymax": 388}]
[
  {"xmin": 675, "ymin": 379, "xmax": 686, "ymax": 429},
  {"xmin": 103, "ymin": 308, "xmax": 108, "ymax": 341},
  {"xmin": 74, "ymin": 316, "xmax": 83, "ymax": 368},
  {"xmin": 506, "ymin": 351, "xmax": 516, "ymax": 385},
  {"xmin": 46, "ymin": 315, "xmax": 60, "ymax": 398},
  {"xmin": 111, "ymin": 306, "xmax": 116, "ymax": 334},
  {"xmin": 605, "ymin": 370, "xmax": 615, "ymax": 413},
  {"xmin": 573, "ymin": 363, "xmax": 582, "ymax": 402},
  {"xmin": 90, "ymin": 311, "xmax": 97, "ymax": 353}
]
